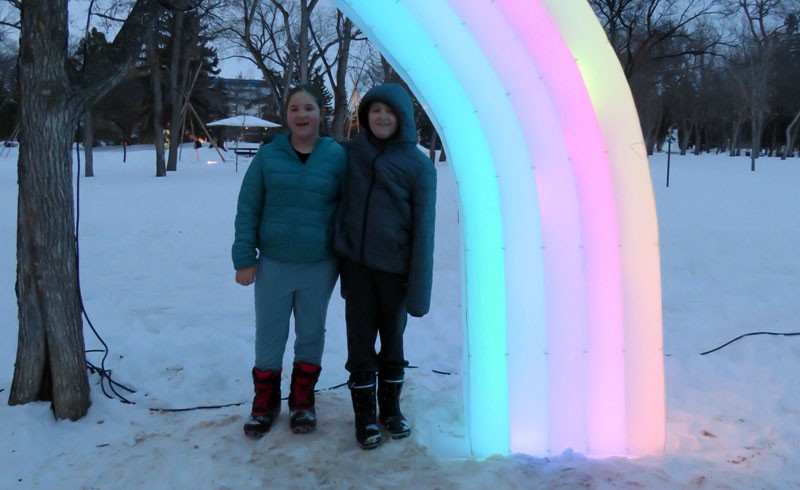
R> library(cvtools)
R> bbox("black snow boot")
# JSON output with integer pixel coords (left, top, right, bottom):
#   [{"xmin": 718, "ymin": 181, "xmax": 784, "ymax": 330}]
[
  {"xmin": 378, "ymin": 376, "xmax": 411, "ymax": 439},
  {"xmin": 243, "ymin": 367, "xmax": 281, "ymax": 438},
  {"xmin": 349, "ymin": 372, "xmax": 382, "ymax": 450},
  {"xmin": 288, "ymin": 361, "xmax": 322, "ymax": 434}
]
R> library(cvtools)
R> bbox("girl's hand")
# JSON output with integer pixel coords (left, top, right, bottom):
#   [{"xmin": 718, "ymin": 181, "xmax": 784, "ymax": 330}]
[{"xmin": 235, "ymin": 266, "xmax": 257, "ymax": 286}]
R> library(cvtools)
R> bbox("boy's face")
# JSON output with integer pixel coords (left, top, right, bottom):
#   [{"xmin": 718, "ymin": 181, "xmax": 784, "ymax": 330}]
[{"xmin": 367, "ymin": 101, "xmax": 398, "ymax": 140}]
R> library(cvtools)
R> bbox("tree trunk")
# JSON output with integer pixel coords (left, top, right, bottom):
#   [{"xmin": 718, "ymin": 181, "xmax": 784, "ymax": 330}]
[
  {"xmin": 11, "ymin": 0, "xmax": 90, "ymax": 419},
  {"xmin": 644, "ymin": 125, "xmax": 657, "ymax": 155},
  {"xmin": 768, "ymin": 121, "xmax": 777, "ymax": 157},
  {"xmin": 166, "ymin": 10, "xmax": 184, "ymax": 172},
  {"xmin": 429, "ymin": 127, "xmax": 438, "ymax": 163},
  {"xmin": 679, "ymin": 120, "xmax": 690, "ymax": 155},
  {"xmin": 783, "ymin": 108, "xmax": 800, "ymax": 160},
  {"xmin": 11, "ymin": 0, "xmax": 160, "ymax": 420},
  {"xmin": 652, "ymin": 120, "xmax": 664, "ymax": 154},
  {"xmin": 318, "ymin": 13, "xmax": 353, "ymax": 141},
  {"xmin": 791, "ymin": 123, "xmax": 800, "ymax": 158},
  {"xmin": 82, "ymin": 109, "xmax": 94, "ymax": 177},
  {"xmin": 750, "ymin": 114, "xmax": 764, "ymax": 171},
  {"xmin": 750, "ymin": 121, "xmax": 756, "ymax": 170},
  {"xmin": 381, "ymin": 55, "xmax": 400, "ymax": 83},
  {"xmin": 693, "ymin": 124, "xmax": 702, "ymax": 155},
  {"xmin": 147, "ymin": 28, "xmax": 167, "ymax": 177},
  {"xmin": 730, "ymin": 119, "xmax": 742, "ymax": 157},
  {"xmin": 298, "ymin": 0, "xmax": 311, "ymax": 85}
]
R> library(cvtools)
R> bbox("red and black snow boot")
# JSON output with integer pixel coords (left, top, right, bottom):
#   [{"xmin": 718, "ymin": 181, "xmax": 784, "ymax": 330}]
[
  {"xmin": 243, "ymin": 367, "xmax": 281, "ymax": 438},
  {"xmin": 288, "ymin": 361, "xmax": 322, "ymax": 434}
]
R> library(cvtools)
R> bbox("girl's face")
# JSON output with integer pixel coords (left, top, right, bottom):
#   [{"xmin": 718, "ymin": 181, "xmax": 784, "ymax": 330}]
[
  {"xmin": 367, "ymin": 102, "xmax": 398, "ymax": 140},
  {"xmin": 286, "ymin": 91, "xmax": 321, "ymax": 140}
]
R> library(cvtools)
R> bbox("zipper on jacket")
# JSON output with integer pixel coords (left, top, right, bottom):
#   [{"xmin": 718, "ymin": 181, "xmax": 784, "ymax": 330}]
[{"xmin": 359, "ymin": 148, "xmax": 384, "ymax": 263}]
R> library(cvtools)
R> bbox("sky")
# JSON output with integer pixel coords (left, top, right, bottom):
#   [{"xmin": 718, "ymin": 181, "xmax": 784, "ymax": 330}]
[
  {"xmin": 0, "ymin": 1, "xmax": 353, "ymax": 83},
  {"xmin": 1, "ymin": 145, "xmax": 800, "ymax": 488},
  {"xmin": 0, "ymin": 1, "xmax": 258, "ymax": 79}
]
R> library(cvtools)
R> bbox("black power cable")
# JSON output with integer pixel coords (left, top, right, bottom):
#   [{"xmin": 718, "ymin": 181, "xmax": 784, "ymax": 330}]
[
  {"xmin": 147, "ymin": 371, "xmax": 456, "ymax": 414},
  {"xmin": 149, "ymin": 382, "xmax": 350, "ymax": 413},
  {"xmin": 700, "ymin": 331, "xmax": 800, "ymax": 356},
  {"xmin": 150, "ymin": 402, "xmax": 245, "ymax": 413},
  {"xmin": 75, "ymin": 140, "xmax": 137, "ymax": 404}
]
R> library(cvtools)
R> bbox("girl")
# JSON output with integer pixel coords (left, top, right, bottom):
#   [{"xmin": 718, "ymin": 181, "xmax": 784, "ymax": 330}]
[
  {"xmin": 233, "ymin": 85, "xmax": 346, "ymax": 437},
  {"xmin": 335, "ymin": 83, "xmax": 437, "ymax": 449}
]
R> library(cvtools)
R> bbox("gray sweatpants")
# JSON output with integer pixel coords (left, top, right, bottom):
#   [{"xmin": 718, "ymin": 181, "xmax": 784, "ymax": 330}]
[{"xmin": 253, "ymin": 256, "xmax": 339, "ymax": 371}]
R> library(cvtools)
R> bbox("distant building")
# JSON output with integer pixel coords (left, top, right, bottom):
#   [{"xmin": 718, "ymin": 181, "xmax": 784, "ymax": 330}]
[
  {"xmin": 211, "ymin": 77, "xmax": 275, "ymax": 119},
  {"xmin": 209, "ymin": 77, "xmax": 283, "ymax": 144}
]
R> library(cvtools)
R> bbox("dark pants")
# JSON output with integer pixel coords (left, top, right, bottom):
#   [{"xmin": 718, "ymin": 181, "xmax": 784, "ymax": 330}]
[{"xmin": 343, "ymin": 259, "xmax": 408, "ymax": 380}]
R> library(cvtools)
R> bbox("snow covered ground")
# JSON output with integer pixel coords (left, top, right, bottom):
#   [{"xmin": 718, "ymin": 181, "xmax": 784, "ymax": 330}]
[{"xmin": 1, "ymin": 144, "xmax": 799, "ymax": 489}]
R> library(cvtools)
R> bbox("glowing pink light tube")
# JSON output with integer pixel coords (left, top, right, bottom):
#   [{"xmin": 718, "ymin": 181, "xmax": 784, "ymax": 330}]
[{"xmin": 494, "ymin": 0, "xmax": 626, "ymax": 455}]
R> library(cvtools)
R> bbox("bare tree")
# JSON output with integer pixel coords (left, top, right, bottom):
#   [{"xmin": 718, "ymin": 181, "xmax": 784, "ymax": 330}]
[
  {"xmin": 590, "ymin": 0, "xmax": 727, "ymax": 153},
  {"xmin": 221, "ymin": 0, "xmax": 299, "ymax": 120},
  {"xmin": 166, "ymin": 8, "xmax": 186, "ymax": 171},
  {"xmin": 221, "ymin": 0, "xmax": 361, "ymax": 130},
  {"xmin": 785, "ymin": 109, "xmax": 800, "ymax": 158},
  {"xmin": 778, "ymin": 10, "xmax": 800, "ymax": 159},
  {"xmin": 309, "ymin": 10, "xmax": 364, "ymax": 139},
  {"xmin": 591, "ymin": 0, "xmax": 725, "ymax": 77},
  {"xmin": 147, "ymin": 24, "xmax": 168, "ymax": 177},
  {"xmin": 10, "ymin": 0, "xmax": 160, "ymax": 420},
  {"xmin": 727, "ymin": 0, "xmax": 783, "ymax": 170},
  {"xmin": 629, "ymin": 64, "xmax": 665, "ymax": 154},
  {"xmin": 0, "ymin": 40, "xmax": 18, "ymax": 138},
  {"xmin": 297, "ymin": 0, "xmax": 319, "ymax": 85},
  {"xmin": 166, "ymin": 6, "xmax": 211, "ymax": 171},
  {"xmin": 156, "ymin": 1, "xmax": 223, "ymax": 172},
  {"xmin": 0, "ymin": 0, "xmax": 20, "ymax": 37},
  {"xmin": 74, "ymin": 27, "xmax": 112, "ymax": 178}
]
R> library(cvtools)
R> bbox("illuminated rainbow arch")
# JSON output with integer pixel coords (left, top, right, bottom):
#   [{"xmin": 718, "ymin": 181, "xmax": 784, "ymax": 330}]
[{"xmin": 331, "ymin": 0, "xmax": 665, "ymax": 457}]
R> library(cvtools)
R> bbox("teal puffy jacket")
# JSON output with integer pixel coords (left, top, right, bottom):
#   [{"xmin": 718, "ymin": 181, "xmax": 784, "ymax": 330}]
[
  {"xmin": 334, "ymin": 83, "xmax": 437, "ymax": 317},
  {"xmin": 232, "ymin": 133, "xmax": 347, "ymax": 269}
]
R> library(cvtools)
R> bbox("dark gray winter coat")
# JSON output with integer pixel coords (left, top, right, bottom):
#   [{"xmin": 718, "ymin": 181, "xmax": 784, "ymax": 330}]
[{"xmin": 334, "ymin": 83, "xmax": 437, "ymax": 317}]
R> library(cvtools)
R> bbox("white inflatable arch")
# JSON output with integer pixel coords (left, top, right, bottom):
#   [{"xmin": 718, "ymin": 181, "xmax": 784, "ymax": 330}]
[{"xmin": 331, "ymin": 0, "xmax": 665, "ymax": 458}]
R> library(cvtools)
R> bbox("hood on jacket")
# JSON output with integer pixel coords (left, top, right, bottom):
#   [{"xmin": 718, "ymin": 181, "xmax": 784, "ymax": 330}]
[{"xmin": 357, "ymin": 83, "xmax": 417, "ymax": 145}]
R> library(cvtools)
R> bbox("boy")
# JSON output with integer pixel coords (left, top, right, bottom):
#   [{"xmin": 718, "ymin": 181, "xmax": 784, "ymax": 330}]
[{"xmin": 334, "ymin": 83, "xmax": 437, "ymax": 449}]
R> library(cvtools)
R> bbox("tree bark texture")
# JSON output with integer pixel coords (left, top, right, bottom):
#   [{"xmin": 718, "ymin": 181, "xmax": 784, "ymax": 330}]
[
  {"xmin": 167, "ymin": 10, "xmax": 185, "ymax": 172},
  {"xmin": 147, "ymin": 28, "xmax": 167, "ymax": 177},
  {"xmin": 11, "ymin": 0, "xmax": 160, "ymax": 419},
  {"xmin": 750, "ymin": 115, "xmax": 764, "ymax": 171},
  {"xmin": 311, "ymin": 11, "xmax": 353, "ymax": 140},
  {"xmin": 679, "ymin": 120, "xmax": 691, "ymax": 155},
  {"xmin": 330, "ymin": 16, "xmax": 352, "ymax": 141},
  {"xmin": 11, "ymin": 0, "xmax": 90, "ymax": 419},
  {"xmin": 730, "ymin": 119, "xmax": 742, "ymax": 157},
  {"xmin": 693, "ymin": 125, "xmax": 702, "ymax": 155},
  {"xmin": 428, "ymin": 128, "xmax": 438, "ymax": 163},
  {"xmin": 83, "ymin": 109, "xmax": 94, "ymax": 177},
  {"xmin": 298, "ymin": 0, "xmax": 312, "ymax": 85},
  {"xmin": 783, "ymin": 108, "xmax": 800, "ymax": 159}
]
